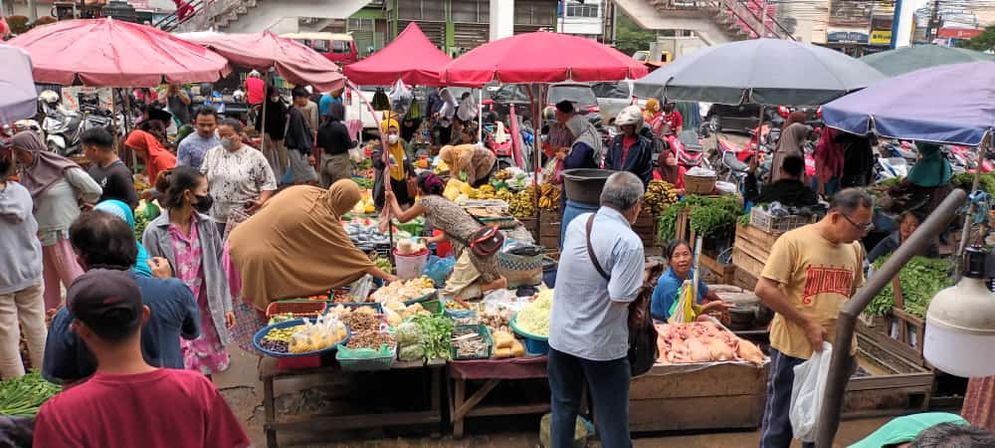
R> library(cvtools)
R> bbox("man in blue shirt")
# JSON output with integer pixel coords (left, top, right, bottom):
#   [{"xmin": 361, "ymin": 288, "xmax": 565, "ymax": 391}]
[
  {"xmin": 319, "ymin": 88, "xmax": 343, "ymax": 120},
  {"xmin": 176, "ymin": 107, "xmax": 221, "ymax": 170},
  {"xmin": 548, "ymin": 172, "xmax": 646, "ymax": 448},
  {"xmin": 43, "ymin": 211, "xmax": 200, "ymax": 384}
]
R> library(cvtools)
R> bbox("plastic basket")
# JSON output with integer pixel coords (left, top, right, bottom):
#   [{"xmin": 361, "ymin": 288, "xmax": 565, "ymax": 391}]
[
  {"xmin": 403, "ymin": 289, "xmax": 439, "ymax": 306},
  {"xmin": 510, "ymin": 313, "xmax": 549, "ymax": 356},
  {"xmin": 394, "ymin": 248, "xmax": 429, "ymax": 280},
  {"xmin": 443, "ymin": 300, "xmax": 476, "ymax": 319},
  {"xmin": 421, "ymin": 299, "xmax": 443, "ymax": 315},
  {"xmin": 265, "ymin": 300, "xmax": 328, "ymax": 319},
  {"xmin": 451, "ymin": 324, "xmax": 493, "ymax": 360},
  {"xmin": 497, "ymin": 249, "xmax": 544, "ymax": 289},
  {"xmin": 749, "ymin": 207, "xmax": 812, "ymax": 234},
  {"xmin": 336, "ymin": 342, "xmax": 396, "ymax": 371},
  {"xmin": 684, "ymin": 174, "xmax": 717, "ymax": 195},
  {"xmin": 252, "ymin": 319, "xmax": 350, "ymax": 359}
]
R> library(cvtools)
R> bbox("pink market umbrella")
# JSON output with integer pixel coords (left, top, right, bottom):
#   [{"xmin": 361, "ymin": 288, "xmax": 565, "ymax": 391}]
[
  {"xmin": 180, "ymin": 31, "xmax": 344, "ymax": 91},
  {"xmin": 7, "ymin": 18, "xmax": 229, "ymax": 87},
  {"xmin": 0, "ymin": 44, "xmax": 38, "ymax": 123},
  {"xmin": 443, "ymin": 32, "xmax": 648, "ymax": 87},
  {"xmin": 344, "ymin": 23, "xmax": 451, "ymax": 86}
]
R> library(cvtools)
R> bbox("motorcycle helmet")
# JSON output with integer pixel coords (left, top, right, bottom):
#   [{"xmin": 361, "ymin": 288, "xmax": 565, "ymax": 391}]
[
  {"xmin": 542, "ymin": 106, "xmax": 556, "ymax": 122},
  {"xmin": 615, "ymin": 105, "xmax": 643, "ymax": 128},
  {"xmin": 39, "ymin": 90, "xmax": 60, "ymax": 105}
]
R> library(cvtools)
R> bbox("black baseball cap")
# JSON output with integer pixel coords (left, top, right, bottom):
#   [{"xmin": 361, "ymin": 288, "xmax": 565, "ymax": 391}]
[{"xmin": 67, "ymin": 269, "xmax": 143, "ymax": 341}]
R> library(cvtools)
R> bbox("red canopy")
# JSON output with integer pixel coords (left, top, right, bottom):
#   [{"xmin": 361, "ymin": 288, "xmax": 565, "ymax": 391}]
[
  {"xmin": 343, "ymin": 23, "xmax": 451, "ymax": 86},
  {"xmin": 443, "ymin": 32, "xmax": 648, "ymax": 87},
  {"xmin": 7, "ymin": 18, "xmax": 229, "ymax": 87},
  {"xmin": 180, "ymin": 31, "xmax": 344, "ymax": 91}
]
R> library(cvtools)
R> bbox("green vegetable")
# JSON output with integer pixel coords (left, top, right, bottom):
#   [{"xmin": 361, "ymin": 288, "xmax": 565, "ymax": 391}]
[
  {"xmin": 0, "ymin": 372, "xmax": 61, "ymax": 416},
  {"xmin": 952, "ymin": 172, "xmax": 995, "ymax": 197},
  {"xmin": 867, "ymin": 256, "xmax": 954, "ymax": 319},
  {"xmin": 352, "ymin": 177, "xmax": 374, "ymax": 190},
  {"xmin": 410, "ymin": 314, "xmax": 453, "ymax": 361},
  {"xmin": 656, "ymin": 195, "xmax": 746, "ymax": 242}
]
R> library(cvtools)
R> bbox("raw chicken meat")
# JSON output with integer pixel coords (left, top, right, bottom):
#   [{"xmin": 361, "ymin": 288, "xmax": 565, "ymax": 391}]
[{"xmin": 655, "ymin": 321, "xmax": 765, "ymax": 365}]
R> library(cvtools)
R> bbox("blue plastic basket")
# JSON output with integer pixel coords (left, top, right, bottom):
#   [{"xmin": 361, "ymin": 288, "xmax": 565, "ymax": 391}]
[
  {"xmin": 510, "ymin": 313, "xmax": 549, "ymax": 356},
  {"xmin": 253, "ymin": 318, "xmax": 351, "ymax": 358}
]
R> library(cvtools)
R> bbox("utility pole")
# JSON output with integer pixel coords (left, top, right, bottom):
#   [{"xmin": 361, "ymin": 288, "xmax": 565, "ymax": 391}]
[
  {"xmin": 927, "ymin": 0, "xmax": 940, "ymax": 42},
  {"xmin": 27, "ymin": 0, "xmax": 37, "ymax": 21}
]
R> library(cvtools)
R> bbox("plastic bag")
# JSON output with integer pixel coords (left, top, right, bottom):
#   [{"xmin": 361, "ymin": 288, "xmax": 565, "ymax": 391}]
[
  {"xmin": 667, "ymin": 280, "xmax": 698, "ymax": 324},
  {"xmin": 348, "ymin": 275, "xmax": 376, "ymax": 301},
  {"xmin": 422, "ymin": 255, "xmax": 456, "ymax": 287},
  {"xmin": 389, "ymin": 80, "xmax": 413, "ymax": 117},
  {"xmin": 456, "ymin": 92, "xmax": 478, "ymax": 122},
  {"xmin": 789, "ymin": 342, "xmax": 833, "ymax": 443}
]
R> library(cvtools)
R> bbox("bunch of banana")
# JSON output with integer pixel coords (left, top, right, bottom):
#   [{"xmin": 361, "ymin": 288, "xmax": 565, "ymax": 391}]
[
  {"xmin": 494, "ymin": 169, "xmax": 513, "ymax": 181},
  {"xmin": 643, "ymin": 180, "xmax": 680, "ymax": 215},
  {"xmin": 507, "ymin": 187, "xmax": 536, "ymax": 218},
  {"xmin": 467, "ymin": 184, "xmax": 498, "ymax": 200},
  {"xmin": 538, "ymin": 183, "xmax": 561, "ymax": 211}
]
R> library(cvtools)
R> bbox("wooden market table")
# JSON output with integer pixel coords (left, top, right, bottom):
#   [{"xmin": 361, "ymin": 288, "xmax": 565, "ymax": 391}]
[
  {"xmin": 259, "ymin": 357, "xmax": 447, "ymax": 448},
  {"xmin": 448, "ymin": 356, "xmax": 551, "ymax": 438}
]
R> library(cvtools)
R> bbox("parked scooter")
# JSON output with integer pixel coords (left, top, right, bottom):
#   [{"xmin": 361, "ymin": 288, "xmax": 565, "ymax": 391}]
[{"xmin": 39, "ymin": 90, "xmax": 117, "ymax": 157}]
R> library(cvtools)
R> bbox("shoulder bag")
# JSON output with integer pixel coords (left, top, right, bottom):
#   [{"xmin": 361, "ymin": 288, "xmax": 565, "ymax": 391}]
[{"xmin": 585, "ymin": 214, "xmax": 658, "ymax": 377}]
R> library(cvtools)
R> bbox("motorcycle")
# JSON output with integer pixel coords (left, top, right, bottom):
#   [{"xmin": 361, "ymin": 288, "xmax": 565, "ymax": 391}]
[{"xmin": 39, "ymin": 90, "xmax": 117, "ymax": 157}]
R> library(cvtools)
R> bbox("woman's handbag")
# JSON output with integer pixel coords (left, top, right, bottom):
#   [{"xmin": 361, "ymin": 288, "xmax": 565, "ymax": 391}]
[
  {"xmin": 468, "ymin": 226, "xmax": 504, "ymax": 258},
  {"xmin": 585, "ymin": 214, "xmax": 659, "ymax": 377}
]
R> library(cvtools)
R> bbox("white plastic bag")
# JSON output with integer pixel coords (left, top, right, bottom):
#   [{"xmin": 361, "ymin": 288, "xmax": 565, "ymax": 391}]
[
  {"xmin": 789, "ymin": 342, "xmax": 833, "ymax": 443},
  {"xmin": 389, "ymin": 79, "xmax": 413, "ymax": 117}
]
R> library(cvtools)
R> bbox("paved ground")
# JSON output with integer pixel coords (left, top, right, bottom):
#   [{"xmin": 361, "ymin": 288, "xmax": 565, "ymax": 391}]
[{"xmin": 215, "ymin": 349, "xmax": 888, "ymax": 448}]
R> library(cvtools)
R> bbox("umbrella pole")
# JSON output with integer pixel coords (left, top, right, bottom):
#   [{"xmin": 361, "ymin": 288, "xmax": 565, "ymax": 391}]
[
  {"xmin": 260, "ymin": 71, "xmax": 269, "ymax": 169},
  {"xmin": 121, "ymin": 90, "xmax": 136, "ymax": 171},
  {"xmin": 477, "ymin": 88, "xmax": 483, "ymax": 144},
  {"xmin": 756, "ymin": 105, "xmax": 765, "ymax": 181},
  {"xmin": 954, "ymin": 133, "xmax": 992, "ymax": 280}
]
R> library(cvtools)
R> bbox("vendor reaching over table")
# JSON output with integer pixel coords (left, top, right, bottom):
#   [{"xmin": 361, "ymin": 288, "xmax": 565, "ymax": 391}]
[
  {"xmin": 373, "ymin": 116, "xmax": 416, "ymax": 211},
  {"xmin": 386, "ymin": 172, "xmax": 507, "ymax": 299},
  {"xmin": 650, "ymin": 240, "xmax": 729, "ymax": 322},
  {"xmin": 228, "ymin": 180, "xmax": 397, "ymax": 310},
  {"xmin": 867, "ymin": 211, "xmax": 939, "ymax": 264},
  {"xmin": 745, "ymin": 154, "xmax": 819, "ymax": 207},
  {"xmin": 439, "ymin": 144, "xmax": 497, "ymax": 188}
]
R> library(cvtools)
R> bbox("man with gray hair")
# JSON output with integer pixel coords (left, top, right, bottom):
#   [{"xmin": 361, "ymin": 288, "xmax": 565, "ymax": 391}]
[
  {"xmin": 548, "ymin": 171, "xmax": 645, "ymax": 448},
  {"xmin": 757, "ymin": 188, "xmax": 873, "ymax": 448}
]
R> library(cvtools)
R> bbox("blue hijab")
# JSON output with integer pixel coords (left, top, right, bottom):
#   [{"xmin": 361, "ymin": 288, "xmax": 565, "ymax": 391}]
[{"xmin": 94, "ymin": 200, "xmax": 153, "ymax": 278}]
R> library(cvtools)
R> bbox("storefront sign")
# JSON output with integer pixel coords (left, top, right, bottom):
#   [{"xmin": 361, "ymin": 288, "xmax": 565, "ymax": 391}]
[
  {"xmin": 870, "ymin": 29, "xmax": 893, "ymax": 45},
  {"xmin": 937, "ymin": 28, "xmax": 982, "ymax": 39},
  {"xmin": 827, "ymin": 31, "xmax": 869, "ymax": 44}
]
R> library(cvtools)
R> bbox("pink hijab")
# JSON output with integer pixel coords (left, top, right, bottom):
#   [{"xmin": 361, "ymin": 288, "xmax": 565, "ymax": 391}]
[{"xmin": 12, "ymin": 131, "xmax": 80, "ymax": 199}]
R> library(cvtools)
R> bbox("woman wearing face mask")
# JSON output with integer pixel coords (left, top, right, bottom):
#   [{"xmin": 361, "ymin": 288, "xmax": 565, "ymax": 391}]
[
  {"xmin": 143, "ymin": 166, "xmax": 234, "ymax": 377},
  {"xmin": 372, "ymin": 116, "xmax": 415, "ymax": 210},
  {"xmin": 200, "ymin": 119, "xmax": 278, "ymax": 237}
]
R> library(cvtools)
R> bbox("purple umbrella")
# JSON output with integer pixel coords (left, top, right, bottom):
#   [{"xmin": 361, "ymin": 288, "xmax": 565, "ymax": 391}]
[
  {"xmin": 822, "ymin": 61, "xmax": 995, "ymax": 146},
  {"xmin": 0, "ymin": 44, "xmax": 38, "ymax": 124}
]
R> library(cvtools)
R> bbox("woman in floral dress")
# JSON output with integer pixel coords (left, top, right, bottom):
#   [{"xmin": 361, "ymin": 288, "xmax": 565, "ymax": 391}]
[{"xmin": 143, "ymin": 166, "xmax": 234, "ymax": 376}]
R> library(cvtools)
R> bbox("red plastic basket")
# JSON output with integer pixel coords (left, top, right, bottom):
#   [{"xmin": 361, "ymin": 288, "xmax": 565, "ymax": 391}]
[{"xmin": 265, "ymin": 300, "xmax": 328, "ymax": 319}]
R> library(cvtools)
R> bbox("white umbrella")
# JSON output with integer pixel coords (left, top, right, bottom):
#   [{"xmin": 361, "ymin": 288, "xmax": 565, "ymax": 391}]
[{"xmin": 0, "ymin": 44, "xmax": 38, "ymax": 124}]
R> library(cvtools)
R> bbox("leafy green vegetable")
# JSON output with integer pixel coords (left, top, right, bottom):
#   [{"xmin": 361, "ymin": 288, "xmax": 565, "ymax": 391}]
[
  {"xmin": 656, "ymin": 195, "xmax": 746, "ymax": 242},
  {"xmin": 0, "ymin": 372, "xmax": 61, "ymax": 416},
  {"xmin": 952, "ymin": 172, "xmax": 995, "ymax": 196},
  {"xmin": 867, "ymin": 256, "xmax": 954, "ymax": 319},
  {"xmin": 409, "ymin": 314, "xmax": 453, "ymax": 361}
]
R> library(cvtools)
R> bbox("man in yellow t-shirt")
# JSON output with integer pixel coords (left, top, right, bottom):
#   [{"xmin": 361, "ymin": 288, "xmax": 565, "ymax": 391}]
[{"xmin": 756, "ymin": 188, "xmax": 872, "ymax": 448}]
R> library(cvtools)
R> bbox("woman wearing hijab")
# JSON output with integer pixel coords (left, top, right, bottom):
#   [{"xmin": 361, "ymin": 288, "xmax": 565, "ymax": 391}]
[
  {"xmin": 769, "ymin": 111, "xmax": 811, "ymax": 182},
  {"xmin": 557, "ymin": 114, "xmax": 603, "ymax": 172},
  {"xmin": 316, "ymin": 102, "xmax": 357, "ymax": 187},
  {"xmin": 901, "ymin": 143, "xmax": 953, "ymax": 215},
  {"xmin": 256, "ymin": 86, "xmax": 289, "ymax": 181},
  {"xmin": 10, "ymin": 131, "xmax": 102, "ymax": 309},
  {"xmin": 124, "ymin": 129, "xmax": 177, "ymax": 185},
  {"xmin": 228, "ymin": 180, "xmax": 397, "ymax": 310},
  {"xmin": 372, "ymin": 116, "xmax": 415, "ymax": 210},
  {"xmin": 386, "ymin": 172, "xmax": 507, "ymax": 300},
  {"xmin": 439, "ymin": 144, "xmax": 497, "ymax": 188},
  {"xmin": 93, "ymin": 200, "xmax": 154, "ymax": 278}
]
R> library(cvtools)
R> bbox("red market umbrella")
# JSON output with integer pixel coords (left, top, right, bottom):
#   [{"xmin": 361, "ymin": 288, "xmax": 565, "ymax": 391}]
[
  {"xmin": 7, "ymin": 18, "xmax": 229, "ymax": 86},
  {"xmin": 343, "ymin": 22, "xmax": 451, "ymax": 86},
  {"xmin": 443, "ymin": 32, "xmax": 648, "ymax": 87},
  {"xmin": 180, "ymin": 31, "xmax": 344, "ymax": 91}
]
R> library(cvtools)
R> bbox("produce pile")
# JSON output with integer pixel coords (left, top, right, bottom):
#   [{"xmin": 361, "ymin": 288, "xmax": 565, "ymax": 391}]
[
  {"xmin": 643, "ymin": 180, "xmax": 680, "ymax": 215},
  {"xmin": 383, "ymin": 301, "xmax": 432, "ymax": 326},
  {"xmin": 952, "ymin": 172, "xmax": 995, "ymax": 197},
  {"xmin": 515, "ymin": 289, "xmax": 553, "ymax": 337},
  {"xmin": 492, "ymin": 168, "xmax": 530, "ymax": 191},
  {"xmin": 259, "ymin": 315, "xmax": 348, "ymax": 354},
  {"xmin": 339, "ymin": 308, "xmax": 396, "ymax": 351},
  {"xmin": 0, "ymin": 372, "xmax": 61, "ymax": 416},
  {"xmin": 536, "ymin": 183, "xmax": 562, "ymax": 211},
  {"xmin": 657, "ymin": 195, "xmax": 744, "ymax": 241},
  {"xmin": 656, "ymin": 321, "xmax": 765, "ymax": 365},
  {"xmin": 396, "ymin": 314, "xmax": 454, "ymax": 362},
  {"xmin": 867, "ymin": 256, "xmax": 953, "ymax": 319},
  {"xmin": 345, "ymin": 217, "xmax": 391, "ymax": 247},
  {"xmin": 492, "ymin": 330, "xmax": 525, "ymax": 358},
  {"xmin": 371, "ymin": 276, "xmax": 436, "ymax": 303},
  {"xmin": 452, "ymin": 326, "xmax": 489, "ymax": 359},
  {"xmin": 350, "ymin": 190, "xmax": 376, "ymax": 214}
]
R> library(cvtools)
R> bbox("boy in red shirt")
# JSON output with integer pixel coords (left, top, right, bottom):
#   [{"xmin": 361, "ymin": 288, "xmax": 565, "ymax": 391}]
[{"xmin": 34, "ymin": 270, "xmax": 250, "ymax": 448}]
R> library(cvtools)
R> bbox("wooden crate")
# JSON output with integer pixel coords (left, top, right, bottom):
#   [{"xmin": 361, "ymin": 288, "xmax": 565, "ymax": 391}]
[
  {"xmin": 629, "ymin": 362, "xmax": 768, "ymax": 433},
  {"xmin": 845, "ymin": 332, "xmax": 935, "ymax": 416},
  {"xmin": 732, "ymin": 224, "xmax": 781, "ymax": 280},
  {"xmin": 733, "ymin": 268, "xmax": 759, "ymax": 291},
  {"xmin": 537, "ymin": 211, "xmax": 561, "ymax": 252},
  {"xmin": 519, "ymin": 217, "xmax": 538, "ymax": 241},
  {"xmin": 700, "ymin": 253, "xmax": 735, "ymax": 285},
  {"xmin": 857, "ymin": 309, "xmax": 927, "ymax": 367},
  {"xmin": 633, "ymin": 210, "xmax": 660, "ymax": 250}
]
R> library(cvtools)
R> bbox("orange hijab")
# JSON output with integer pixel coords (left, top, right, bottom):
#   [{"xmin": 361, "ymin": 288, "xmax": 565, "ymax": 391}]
[{"xmin": 125, "ymin": 129, "xmax": 176, "ymax": 184}]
